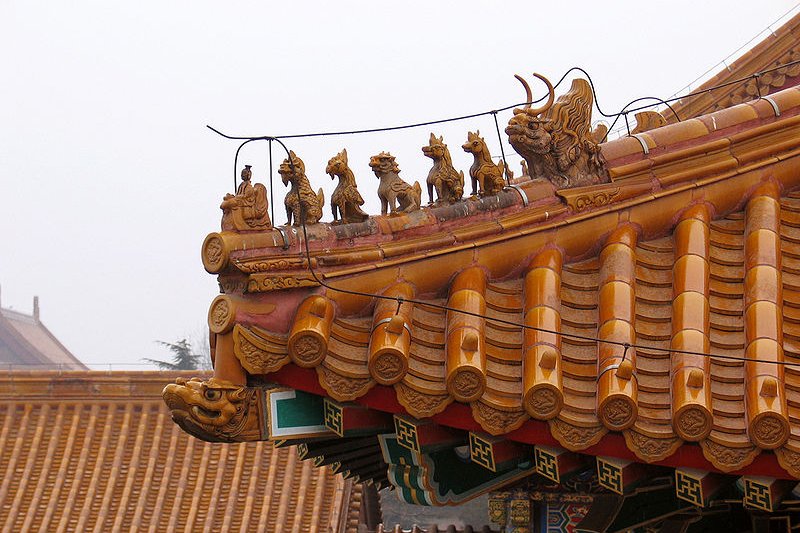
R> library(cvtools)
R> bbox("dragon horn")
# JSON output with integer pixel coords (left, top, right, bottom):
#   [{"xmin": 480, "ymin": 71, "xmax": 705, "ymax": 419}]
[
  {"xmin": 514, "ymin": 73, "xmax": 555, "ymax": 116},
  {"xmin": 514, "ymin": 74, "xmax": 532, "ymax": 108}
]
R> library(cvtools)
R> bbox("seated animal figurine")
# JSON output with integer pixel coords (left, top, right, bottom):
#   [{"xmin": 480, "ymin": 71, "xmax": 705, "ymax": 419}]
[
  {"xmin": 369, "ymin": 152, "xmax": 421, "ymax": 215},
  {"xmin": 279, "ymin": 151, "xmax": 324, "ymax": 226},
  {"xmin": 462, "ymin": 131, "xmax": 510, "ymax": 197},
  {"xmin": 326, "ymin": 149, "xmax": 369, "ymax": 224},
  {"xmin": 423, "ymin": 133, "xmax": 464, "ymax": 205}
]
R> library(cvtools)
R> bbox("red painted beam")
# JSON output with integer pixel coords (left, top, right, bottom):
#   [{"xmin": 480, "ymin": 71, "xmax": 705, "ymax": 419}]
[{"xmin": 268, "ymin": 365, "xmax": 791, "ymax": 479}]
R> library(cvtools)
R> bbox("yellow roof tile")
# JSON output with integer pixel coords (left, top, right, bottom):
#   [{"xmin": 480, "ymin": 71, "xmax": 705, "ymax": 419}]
[{"xmin": 0, "ymin": 371, "xmax": 352, "ymax": 532}]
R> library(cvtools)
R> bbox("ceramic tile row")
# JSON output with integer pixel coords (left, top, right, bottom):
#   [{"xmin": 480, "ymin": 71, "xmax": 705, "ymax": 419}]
[
  {"xmin": 245, "ymin": 187, "xmax": 800, "ymax": 476},
  {"xmin": 0, "ymin": 378, "xmax": 349, "ymax": 533}
]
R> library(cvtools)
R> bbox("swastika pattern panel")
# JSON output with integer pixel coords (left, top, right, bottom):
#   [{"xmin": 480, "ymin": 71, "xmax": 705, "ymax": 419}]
[
  {"xmin": 470, "ymin": 433, "xmax": 495, "ymax": 471},
  {"xmin": 535, "ymin": 448, "xmax": 559, "ymax": 483},
  {"xmin": 744, "ymin": 479, "xmax": 773, "ymax": 512},
  {"xmin": 323, "ymin": 399, "xmax": 343, "ymax": 436},
  {"xmin": 596, "ymin": 458, "xmax": 623, "ymax": 495},
  {"xmin": 675, "ymin": 470, "xmax": 703, "ymax": 507},
  {"xmin": 394, "ymin": 417, "xmax": 420, "ymax": 452}
]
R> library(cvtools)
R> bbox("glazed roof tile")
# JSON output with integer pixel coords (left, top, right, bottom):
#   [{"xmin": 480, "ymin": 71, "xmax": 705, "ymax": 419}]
[
  {"xmin": 204, "ymin": 83, "xmax": 800, "ymax": 479},
  {"xmin": 0, "ymin": 371, "xmax": 352, "ymax": 532},
  {"xmin": 665, "ymin": 11, "xmax": 800, "ymax": 122}
]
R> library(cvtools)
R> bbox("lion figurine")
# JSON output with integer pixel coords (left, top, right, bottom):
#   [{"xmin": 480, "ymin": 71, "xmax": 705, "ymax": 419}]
[
  {"xmin": 423, "ymin": 133, "xmax": 464, "ymax": 205},
  {"xmin": 369, "ymin": 151, "xmax": 422, "ymax": 215},
  {"xmin": 279, "ymin": 151, "xmax": 325, "ymax": 226},
  {"xmin": 326, "ymin": 148, "xmax": 369, "ymax": 224}
]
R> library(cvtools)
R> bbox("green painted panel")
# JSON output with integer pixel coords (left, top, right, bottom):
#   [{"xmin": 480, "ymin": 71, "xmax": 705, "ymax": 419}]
[{"xmin": 267, "ymin": 389, "xmax": 332, "ymax": 439}]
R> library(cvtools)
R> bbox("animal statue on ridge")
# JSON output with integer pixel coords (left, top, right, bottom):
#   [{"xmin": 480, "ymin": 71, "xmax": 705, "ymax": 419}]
[
  {"xmin": 462, "ymin": 131, "xmax": 510, "ymax": 197},
  {"xmin": 505, "ymin": 73, "xmax": 610, "ymax": 189},
  {"xmin": 220, "ymin": 164, "xmax": 272, "ymax": 231},
  {"xmin": 326, "ymin": 148, "xmax": 369, "ymax": 224},
  {"xmin": 369, "ymin": 151, "xmax": 422, "ymax": 215},
  {"xmin": 422, "ymin": 133, "xmax": 464, "ymax": 205},
  {"xmin": 279, "ymin": 151, "xmax": 325, "ymax": 226}
]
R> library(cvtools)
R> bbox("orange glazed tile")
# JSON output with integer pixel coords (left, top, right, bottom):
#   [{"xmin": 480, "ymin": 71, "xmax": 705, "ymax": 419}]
[
  {"xmin": 450, "ymin": 221, "xmax": 503, "ymax": 243},
  {"xmin": 674, "ymin": 218, "xmax": 710, "ymax": 258},
  {"xmin": 745, "ymin": 337, "xmax": 784, "ymax": 367},
  {"xmin": 697, "ymin": 104, "xmax": 759, "ymax": 133},
  {"xmin": 605, "ymin": 224, "xmax": 639, "ymax": 248},
  {"xmin": 654, "ymin": 150, "xmax": 739, "ymax": 189},
  {"xmin": 748, "ymin": 98, "xmax": 784, "ymax": 120},
  {"xmin": 745, "ymin": 229, "xmax": 781, "ymax": 270},
  {"xmin": 768, "ymin": 86, "xmax": 800, "ymax": 115},
  {"xmin": 628, "ymin": 191, "xmax": 691, "ymax": 238},
  {"xmin": 529, "ymin": 247, "xmax": 563, "ymax": 271},
  {"xmin": 327, "ymin": 267, "xmax": 402, "ymax": 314},
  {"xmin": 398, "ymin": 250, "xmax": 474, "ymax": 296},
  {"xmin": 524, "ymin": 267, "xmax": 561, "ymax": 310},
  {"xmin": 598, "ymin": 281, "xmax": 635, "ymax": 326},
  {"xmin": 747, "ymin": 194, "xmax": 781, "ymax": 233},
  {"xmin": 671, "ymin": 329, "xmax": 710, "ymax": 356},
  {"xmin": 645, "ymin": 119, "xmax": 709, "ymax": 148},
  {"xmin": 694, "ymin": 177, "xmax": 749, "ymax": 216},
  {"xmin": 680, "ymin": 203, "xmax": 712, "ymax": 224},
  {"xmin": 607, "ymin": 160, "xmax": 653, "ymax": 182},
  {"xmin": 555, "ymin": 212, "xmax": 621, "ymax": 258},
  {"xmin": 523, "ymin": 306, "xmax": 560, "ymax": 349},
  {"xmin": 318, "ymin": 247, "xmax": 384, "ymax": 267},
  {"xmin": 0, "ymin": 372, "xmax": 349, "ymax": 533},
  {"xmin": 447, "ymin": 288, "xmax": 486, "ymax": 333},
  {"xmin": 601, "ymin": 136, "xmax": 651, "ymax": 162},
  {"xmin": 373, "ymin": 210, "xmax": 435, "ymax": 234},
  {"xmin": 745, "ymin": 301, "xmax": 781, "ymax": 342},
  {"xmin": 673, "ymin": 254, "xmax": 709, "ymax": 295},
  {"xmin": 380, "ymin": 232, "xmax": 457, "ymax": 258},
  {"xmin": 744, "ymin": 265, "xmax": 782, "ymax": 304},
  {"xmin": 599, "ymin": 244, "xmax": 635, "ymax": 286},
  {"xmin": 478, "ymin": 232, "xmax": 553, "ymax": 278},
  {"xmin": 449, "ymin": 266, "xmax": 487, "ymax": 295},
  {"xmin": 672, "ymin": 292, "xmax": 710, "ymax": 333},
  {"xmin": 597, "ymin": 320, "xmax": 635, "ymax": 358}
]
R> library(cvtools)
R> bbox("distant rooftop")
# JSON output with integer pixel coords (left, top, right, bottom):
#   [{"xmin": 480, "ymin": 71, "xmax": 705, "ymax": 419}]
[
  {"xmin": 0, "ymin": 371, "xmax": 360, "ymax": 532},
  {"xmin": 0, "ymin": 289, "xmax": 86, "ymax": 370}
]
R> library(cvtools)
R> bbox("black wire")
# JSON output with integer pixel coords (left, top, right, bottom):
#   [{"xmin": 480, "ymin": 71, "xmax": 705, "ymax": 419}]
[
  {"xmin": 269, "ymin": 139, "xmax": 275, "ymax": 227},
  {"xmin": 600, "ymin": 96, "xmax": 683, "ymax": 143},
  {"xmin": 278, "ymin": 152, "xmax": 799, "ymax": 368},
  {"xmin": 209, "ymin": 59, "xmax": 800, "ymax": 369},
  {"xmin": 490, "ymin": 111, "xmax": 511, "ymax": 184},
  {"xmin": 211, "ymin": 58, "xmax": 800, "ymax": 148}
]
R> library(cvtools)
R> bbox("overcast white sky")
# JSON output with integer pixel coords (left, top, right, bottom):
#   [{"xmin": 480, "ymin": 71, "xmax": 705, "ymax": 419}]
[{"xmin": 1, "ymin": 1, "xmax": 798, "ymax": 369}]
